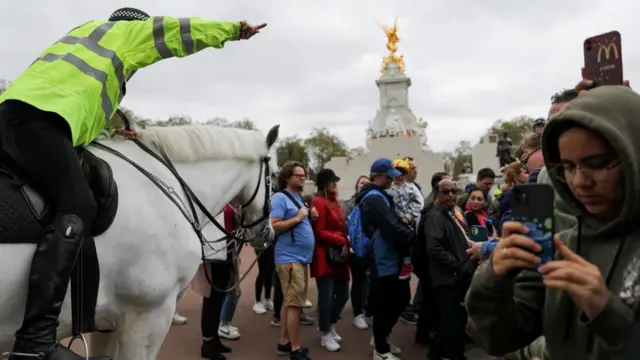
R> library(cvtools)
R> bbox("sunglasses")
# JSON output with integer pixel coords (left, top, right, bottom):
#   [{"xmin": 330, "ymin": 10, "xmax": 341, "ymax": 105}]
[{"xmin": 439, "ymin": 189, "xmax": 457, "ymax": 195}]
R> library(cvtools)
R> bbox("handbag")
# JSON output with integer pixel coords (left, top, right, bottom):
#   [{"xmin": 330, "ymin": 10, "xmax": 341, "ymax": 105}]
[{"xmin": 325, "ymin": 245, "xmax": 348, "ymax": 267}]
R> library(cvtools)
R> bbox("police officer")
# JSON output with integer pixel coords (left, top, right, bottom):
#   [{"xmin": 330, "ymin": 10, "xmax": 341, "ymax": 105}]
[
  {"xmin": 533, "ymin": 117, "xmax": 545, "ymax": 134},
  {"xmin": 0, "ymin": 8, "xmax": 266, "ymax": 360}
]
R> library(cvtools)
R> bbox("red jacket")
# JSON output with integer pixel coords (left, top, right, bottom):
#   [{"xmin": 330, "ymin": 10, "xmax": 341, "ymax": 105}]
[{"xmin": 310, "ymin": 195, "xmax": 350, "ymax": 279}]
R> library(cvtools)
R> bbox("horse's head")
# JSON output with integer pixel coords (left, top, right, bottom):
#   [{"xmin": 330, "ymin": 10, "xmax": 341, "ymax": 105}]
[{"xmin": 229, "ymin": 125, "xmax": 279, "ymax": 248}]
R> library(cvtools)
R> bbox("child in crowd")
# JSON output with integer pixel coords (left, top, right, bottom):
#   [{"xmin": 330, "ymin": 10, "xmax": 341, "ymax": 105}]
[{"xmin": 386, "ymin": 158, "xmax": 421, "ymax": 279}]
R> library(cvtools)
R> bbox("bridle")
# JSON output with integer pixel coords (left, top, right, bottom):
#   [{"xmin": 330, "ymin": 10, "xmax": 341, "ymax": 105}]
[
  {"xmin": 232, "ymin": 157, "xmax": 272, "ymax": 229},
  {"xmin": 92, "ymin": 109, "xmax": 274, "ymax": 289}
]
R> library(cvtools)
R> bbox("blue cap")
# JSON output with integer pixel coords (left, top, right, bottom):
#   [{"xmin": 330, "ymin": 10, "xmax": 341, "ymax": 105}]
[{"xmin": 370, "ymin": 158, "xmax": 402, "ymax": 178}]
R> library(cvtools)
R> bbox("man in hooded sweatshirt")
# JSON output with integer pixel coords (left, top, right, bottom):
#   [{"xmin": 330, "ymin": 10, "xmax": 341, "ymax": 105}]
[{"xmin": 465, "ymin": 85, "xmax": 640, "ymax": 360}]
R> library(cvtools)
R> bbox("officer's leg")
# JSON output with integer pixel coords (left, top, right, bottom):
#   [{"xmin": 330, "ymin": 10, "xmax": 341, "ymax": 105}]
[{"xmin": 0, "ymin": 102, "xmax": 106, "ymax": 360}]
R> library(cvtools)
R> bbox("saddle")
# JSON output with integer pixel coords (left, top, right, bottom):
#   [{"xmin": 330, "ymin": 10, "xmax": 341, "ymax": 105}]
[
  {"xmin": 1, "ymin": 148, "xmax": 119, "ymax": 234},
  {"xmin": 0, "ymin": 146, "xmax": 119, "ymax": 336}
]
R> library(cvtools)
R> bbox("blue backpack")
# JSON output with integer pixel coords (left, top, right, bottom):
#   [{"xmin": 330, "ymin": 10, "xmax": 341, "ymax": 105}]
[{"xmin": 348, "ymin": 190, "xmax": 389, "ymax": 258}]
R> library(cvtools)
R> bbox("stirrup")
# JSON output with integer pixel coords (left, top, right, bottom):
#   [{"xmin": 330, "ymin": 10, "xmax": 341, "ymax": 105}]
[
  {"xmin": 68, "ymin": 334, "xmax": 90, "ymax": 360},
  {"xmin": 1, "ymin": 351, "xmax": 45, "ymax": 359}
]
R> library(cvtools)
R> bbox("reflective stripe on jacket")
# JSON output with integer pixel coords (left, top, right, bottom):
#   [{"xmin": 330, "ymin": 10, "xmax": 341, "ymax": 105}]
[{"xmin": 0, "ymin": 17, "xmax": 240, "ymax": 146}]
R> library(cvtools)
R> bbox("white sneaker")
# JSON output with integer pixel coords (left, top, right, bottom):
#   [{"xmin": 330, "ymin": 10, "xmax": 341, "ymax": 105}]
[
  {"xmin": 353, "ymin": 314, "xmax": 369, "ymax": 330},
  {"xmin": 370, "ymin": 336, "xmax": 402, "ymax": 355},
  {"xmin": 218, "ymin": 324, "xmax": 241, "ymax": 340},
  {"xmin": 304, "ymin": 299, "xmax": 312, "ymax": 308},
  {"xmin": 264, "ymin": 299, "xmax": 275, "ymax": 311},
  {"xmin": 172, "ymin": 312, "xmax": 187, "ymax": 325},
  {"xmin": 252, "ymin": 301, "xmax": 267, "ymax": 315},
  {"xmin": 321, "ymin": 333, "xmax": 341, "ymax": 352},
  {"xmin": 330, "ymin": 325, "xmax": 342, "ymax": 342},
  {"xmin": 373, "ymin": 350, "xmax": 401, "ymax": 360}
]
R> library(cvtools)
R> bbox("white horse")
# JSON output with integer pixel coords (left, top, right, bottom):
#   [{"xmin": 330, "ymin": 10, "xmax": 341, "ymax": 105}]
[{"xmin": 0, "ymin": 124, "xmax": 279, "ymax": 360}]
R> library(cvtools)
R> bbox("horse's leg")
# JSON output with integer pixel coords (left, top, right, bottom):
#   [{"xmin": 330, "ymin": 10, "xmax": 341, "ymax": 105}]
[
  {"xmin": 114, "ymin": 297, "xmax": 176, "ymax": 360},
  {"xmin": 90, "ymin": 331, "xmax": 119, "ymax": 358}
]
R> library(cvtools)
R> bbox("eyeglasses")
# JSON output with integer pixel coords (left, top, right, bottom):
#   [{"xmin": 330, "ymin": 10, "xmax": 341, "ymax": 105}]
[
  {"xmin": 520, "ymin": 148, "xmax": 540, "ymax": 172},
  {"xmin": 549, "ymin": 158, "xmax": 620, "ymax": 183},
  {"xmin": 291, "ymin": 174, "xmax": 307, "ymax": 179}
]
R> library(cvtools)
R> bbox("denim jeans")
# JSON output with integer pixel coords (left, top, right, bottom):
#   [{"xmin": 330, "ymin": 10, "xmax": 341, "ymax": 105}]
[
  {"xmin": 316, "ymin": 276, "xmax": 349, "ymax": 333},
  {"xmin": 220, "ymin": 290, "xmax": 240, "ymax": 323}
]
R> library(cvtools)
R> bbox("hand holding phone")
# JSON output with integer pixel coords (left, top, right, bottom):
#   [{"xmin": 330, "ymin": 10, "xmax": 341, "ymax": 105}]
[
  {"xmin": 470, "ymin": 225, "xmax": 488, "ymax": 242},
  {"xmin": 510, "ymin": 184, "xmax": 555, "ymax": 265},
  {"xmin": 583, "ymin": 31, "xmax": 623, "ymax": 86},
  {"xmin": 492, "ymin": 222, "xmax": 543, "ymax": 276}
]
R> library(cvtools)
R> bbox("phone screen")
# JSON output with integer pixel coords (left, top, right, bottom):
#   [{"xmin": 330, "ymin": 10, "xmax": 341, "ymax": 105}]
[
  {"xmin": 510, "ymin": 184, "xmax": 555, "ymax": 265},
  {"xmin": 583, "ymin": 30, "xmax": 623, "ymax": 86},
  {"xmin": 470, "ymin": 225, "xmax": 488, "ymax": 242}
]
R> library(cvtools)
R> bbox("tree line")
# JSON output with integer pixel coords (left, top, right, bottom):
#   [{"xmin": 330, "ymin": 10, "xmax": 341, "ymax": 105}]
[
  {"xmin": 446, "ymin": 115, "xmax": 538, "ymax": 176},
  {"xmin": 0, "ymin": 79, "xmax": 537, "ymax": 179}
]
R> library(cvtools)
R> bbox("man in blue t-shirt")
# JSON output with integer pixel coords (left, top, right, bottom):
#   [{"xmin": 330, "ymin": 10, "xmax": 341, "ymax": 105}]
[{"xmin": 270, "ymin": 161, "xmax": 316, "ymax": 360}]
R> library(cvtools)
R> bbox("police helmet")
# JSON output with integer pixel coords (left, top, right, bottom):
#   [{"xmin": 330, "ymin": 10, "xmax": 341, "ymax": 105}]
[{"xmin": 109, "ymin": 7, "xmax": 150, "ymax": 21}]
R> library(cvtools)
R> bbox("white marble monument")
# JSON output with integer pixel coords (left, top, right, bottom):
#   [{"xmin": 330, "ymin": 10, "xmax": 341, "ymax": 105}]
[
  {"xmin": 471, "ymin": 134, "xmax": 501, "ymax": 175},
  {"xmin": 326, "ymin": 29, "xmax": 444, "ymax": 200}
]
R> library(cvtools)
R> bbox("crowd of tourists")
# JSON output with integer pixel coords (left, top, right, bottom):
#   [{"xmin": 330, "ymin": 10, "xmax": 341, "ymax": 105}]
[{"xmin": 172, "ymin": 79, "xmax": 640, "ymax": 360}]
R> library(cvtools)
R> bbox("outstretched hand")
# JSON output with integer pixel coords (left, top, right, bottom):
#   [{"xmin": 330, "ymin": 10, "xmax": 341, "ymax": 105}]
[{"xmin": 239, "ymin": 22, "xmax": 267, "ymax": 40}]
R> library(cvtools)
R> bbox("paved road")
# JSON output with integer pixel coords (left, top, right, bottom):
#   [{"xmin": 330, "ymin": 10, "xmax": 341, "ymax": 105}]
[{"xmin": 72, "ymin": 248, "xmax": 496, "ymax": 359}]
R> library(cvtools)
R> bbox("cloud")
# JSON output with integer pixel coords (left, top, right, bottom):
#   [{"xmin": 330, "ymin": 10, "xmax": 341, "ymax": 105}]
[{"xmin": 1, "ymin": 0, "xmax": 638, "ymax": 151}]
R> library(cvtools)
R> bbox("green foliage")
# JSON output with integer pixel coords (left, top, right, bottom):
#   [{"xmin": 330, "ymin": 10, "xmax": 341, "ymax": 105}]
[
  {"xmin": 486, "ymin": 115, "xmax": 536, "ymax": 147},
  {"xmin": 304, "ymin": 127, "xmax": 349, "ymax": 174},
  {"xmin": 275, "ymin": 136, "xmax": 310, "ymax": 168}
]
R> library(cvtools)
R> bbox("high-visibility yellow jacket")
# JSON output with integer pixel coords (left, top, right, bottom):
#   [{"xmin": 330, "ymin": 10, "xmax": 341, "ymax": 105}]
[{"xmin": 0, "ymin": 17, "xmax": 241, "ymax": 146}]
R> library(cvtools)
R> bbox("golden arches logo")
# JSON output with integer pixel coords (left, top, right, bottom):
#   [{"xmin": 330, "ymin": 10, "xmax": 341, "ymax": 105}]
[{"xmin": 597, "ymin": 42, "xmax": 619, "ymax": 62}]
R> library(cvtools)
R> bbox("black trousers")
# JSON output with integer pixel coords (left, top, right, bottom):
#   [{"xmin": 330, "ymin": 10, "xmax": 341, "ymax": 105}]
[
  {"xmin": 428, "ymin": 285, "xmax": 468, "ymax": 360},
  {"xmin": 0, "ymin": 100, "xmax": 96, "ymax": 228},
  {"xmin": 416, "ymin": 279, "xmax": 436, "ymax": 340},
  {"xmin": 371, "ymin": 276, "xmax": 411, "ymax": 354},
  {"xmin": 349, "ymin": 254, "xmax": 369, "ymax": 316},
  {"xmin": 273, "ymin": 269, "xmax": 284, "ymax": 320},
  {"xmin": 201, "ymin": 262, "xmax": 233, "ymax": 339},
  {"xmin": 255, "ymin": 246, "xmax": 275, "ymax": 302}
]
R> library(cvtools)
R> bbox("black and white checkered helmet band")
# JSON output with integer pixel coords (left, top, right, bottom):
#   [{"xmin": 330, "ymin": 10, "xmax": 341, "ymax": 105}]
[{"xmin": 108, "ymin": 8, "xmax": 150, "ymax": 22}]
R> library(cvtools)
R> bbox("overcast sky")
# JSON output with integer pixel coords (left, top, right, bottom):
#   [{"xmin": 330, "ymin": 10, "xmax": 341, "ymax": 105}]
[{"xmin": 1, "ymin": 0, "xmax": 637, "ymax": 151}]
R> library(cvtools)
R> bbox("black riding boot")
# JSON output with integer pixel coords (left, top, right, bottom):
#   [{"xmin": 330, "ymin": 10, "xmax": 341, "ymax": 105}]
[{"xmin": 9, "ymin": 214, "xmax": 110, "ymax": 360}]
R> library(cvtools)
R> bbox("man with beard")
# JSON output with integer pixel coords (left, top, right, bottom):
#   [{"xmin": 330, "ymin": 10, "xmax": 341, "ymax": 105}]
[{"xmin": 271, "ymin": 161, "xmax": 318, "ymax": 360}]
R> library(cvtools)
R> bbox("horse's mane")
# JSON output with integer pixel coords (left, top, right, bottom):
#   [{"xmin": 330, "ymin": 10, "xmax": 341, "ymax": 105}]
[{"xmin": 137, "ymin": 125, "xmax": 269, "ymax": 163}]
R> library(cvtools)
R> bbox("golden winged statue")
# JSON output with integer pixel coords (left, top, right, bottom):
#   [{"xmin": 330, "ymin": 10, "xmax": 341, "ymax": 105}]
[
  {"xmin": 379, "ymin": 19, "xmax": 400, "ymax": 54},
  {"xmin": 379, "ymin": 18, "xmax": 405, "ymax": 73}
]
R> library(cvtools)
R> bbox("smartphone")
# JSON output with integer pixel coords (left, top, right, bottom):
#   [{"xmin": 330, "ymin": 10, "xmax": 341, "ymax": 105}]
[
  {"xmin": 583, "ymin": 30, "xmax": 623, "ymax": 85},
  {"xmin": 470, "ymin": 225, "xmax": 488, "ymax": 242},
  {"xmin": 510, "ymin": 184, "xmax": 555, "ymax": 265}
]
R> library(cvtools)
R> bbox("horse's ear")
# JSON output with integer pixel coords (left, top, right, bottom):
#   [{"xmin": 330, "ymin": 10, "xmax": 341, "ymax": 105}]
[{"xmin": 266, "ymin": 125, "xmax": 280, "ymax": 149}]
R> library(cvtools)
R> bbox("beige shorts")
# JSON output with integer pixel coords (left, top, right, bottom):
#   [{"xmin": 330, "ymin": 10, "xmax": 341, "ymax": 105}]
[{"xmin": 276, "ymin": 262, "xmax": 308, "ymax": 308}]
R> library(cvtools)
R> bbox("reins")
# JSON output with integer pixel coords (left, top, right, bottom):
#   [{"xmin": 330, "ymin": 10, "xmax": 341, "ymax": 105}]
[{"xmin": 91, "ymin": 109, "xmax": 272, "ymax": 290}]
